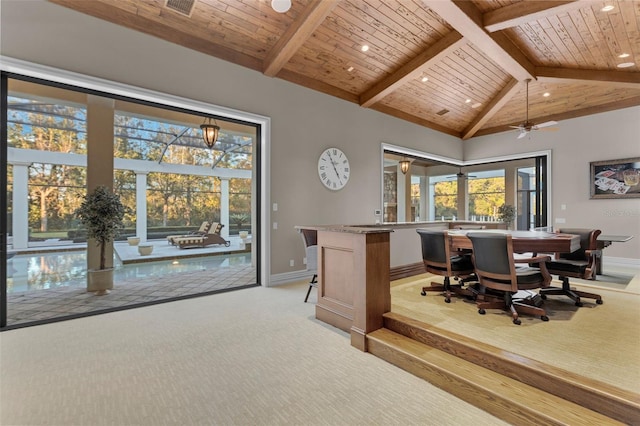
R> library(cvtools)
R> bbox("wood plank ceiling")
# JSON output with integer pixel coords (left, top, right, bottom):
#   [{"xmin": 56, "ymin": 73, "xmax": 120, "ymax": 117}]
[{"xmin": 49, "ymin": 0, "xmax": 640, "ymax": 140}]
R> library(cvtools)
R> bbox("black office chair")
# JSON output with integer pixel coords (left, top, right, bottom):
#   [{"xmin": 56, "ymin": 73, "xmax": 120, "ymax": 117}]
[
  {"xmin": 416, "ymin": 229, "xmax": 476, "ymax": 303},
  {"xmin": 467, "ymin": 232, "xmax": 552, "ymax": 325},
  {"xmin": 298, "ymin": 228, "xmax": 318, "ymax": 303},
  {"xmin": 541, "ymin": 228, "xmax": 603, "ymax": 307}
]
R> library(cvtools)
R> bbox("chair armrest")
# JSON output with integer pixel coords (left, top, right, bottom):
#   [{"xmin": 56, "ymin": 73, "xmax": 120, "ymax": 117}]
[
  {"xmin": 514, "ymin": 255, "xmax": 550, "ymax": 264},
  {"xmin": 516, "ymin": 255, "xmax": 552, "ymax": 287},
  {"xmin": 583, "ymin": 249, "xmax": 598, "ymax": 279}
]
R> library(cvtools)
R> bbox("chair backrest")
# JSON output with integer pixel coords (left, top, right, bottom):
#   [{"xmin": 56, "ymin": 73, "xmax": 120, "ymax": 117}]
[
  {"xmin": 467, "ymin": 232, "xmax": 518, "ymax": 292},
  {"xmin": 197, "ymin": 221, "xmax": 211, "ymax": 233},
  {"xmin": 209, "ymin": 223, "xmax": 223, "ymax": 235},
  {"xmin": 557, "ymin": 228, "xmax": 601, "ymax": 261},
  {"xmin": 299, "ymin": 228, "xmax": 317, "ymax": 248},
  {"xmin": 298, "ymin": 228, "xmax": 318, "ymax": 272},
  {"xmin": 416, "ymin": 228, "xmax": 456, "ymax": 278},
  {"xmin": 416, "ymin": 229, "xmax": 448, "ymax": 264}
]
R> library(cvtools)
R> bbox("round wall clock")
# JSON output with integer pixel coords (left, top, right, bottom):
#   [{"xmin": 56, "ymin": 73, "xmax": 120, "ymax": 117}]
[{"xmin": 317, "ymin": 147, "xmax": 350, "ymax": 191}]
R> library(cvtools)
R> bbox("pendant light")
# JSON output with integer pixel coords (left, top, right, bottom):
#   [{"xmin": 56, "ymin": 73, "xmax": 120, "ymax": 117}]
[{"xmin": 200, "ymin": 117, "xmax": 220, "ymax": 148}]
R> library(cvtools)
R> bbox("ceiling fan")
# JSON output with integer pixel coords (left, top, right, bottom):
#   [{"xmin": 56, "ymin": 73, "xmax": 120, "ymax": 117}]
[
  {"xmin": 447, "ymin": 167, "xmax": 476, "ymax": 180},
  {"xmin": 510, "ymin": 79, "xmax": 559, "ymax": 139}
]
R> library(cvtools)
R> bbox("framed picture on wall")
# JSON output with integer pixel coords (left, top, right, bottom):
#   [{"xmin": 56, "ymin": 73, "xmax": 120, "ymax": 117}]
[{"xmin": 590, "ymin": 157, "xmax": 640, "ymax": 199}]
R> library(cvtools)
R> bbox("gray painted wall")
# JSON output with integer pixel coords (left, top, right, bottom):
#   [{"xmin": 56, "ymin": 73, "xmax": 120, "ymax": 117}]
[{"xmin": 2, "ymin": 0, "xmax": 638, "ymax": 278}]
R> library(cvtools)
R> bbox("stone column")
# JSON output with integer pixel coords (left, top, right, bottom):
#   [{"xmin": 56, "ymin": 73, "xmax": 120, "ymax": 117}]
[
  {"xmin": 135, "ymin": 171, "xmax": 148, "ymax": 242},
  {"xmin": 220, "ymin": 177, "xmax": 230, "ymax": 239},
  {"xmin": 86, "ymin": 95, "xmax": 115, "ymax": 271},
  {"xmin": 11, "ymin": 162, "xmax": 31, "ymax": 249}
]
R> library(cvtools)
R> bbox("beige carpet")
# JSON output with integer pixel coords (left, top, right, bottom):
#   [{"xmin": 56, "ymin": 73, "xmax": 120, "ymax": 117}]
[
  {"xmin": 392, "ymin": 274, "xmax": 640, "ymax": 395},
  {"xmin": 0, "ymin": 281, "xmax": 508, "ymax": 426}
]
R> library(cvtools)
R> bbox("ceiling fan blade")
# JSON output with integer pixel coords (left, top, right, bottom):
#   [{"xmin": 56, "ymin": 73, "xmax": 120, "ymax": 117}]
[
  {"xmin": 534, "ymin": 121, "xmax": 558, "ymax": 128},
  {"xmin": 517, "ymin": 131, "xmax": 528, "ymax": 139},
  {"xmin": 509, "ymin": 125, "xmax": 523, "ymax": 129}
]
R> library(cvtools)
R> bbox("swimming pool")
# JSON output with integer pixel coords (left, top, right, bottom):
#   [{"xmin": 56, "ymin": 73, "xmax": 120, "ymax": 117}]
[{"xmin": 6, "ymin": 251, "xmax": 252, "ymax": 293}]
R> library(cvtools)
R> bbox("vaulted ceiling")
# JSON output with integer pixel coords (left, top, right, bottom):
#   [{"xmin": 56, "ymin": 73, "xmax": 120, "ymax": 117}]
[{"xmin": 49, "ymin": 0, "xmax": 640, "ymax": 140}]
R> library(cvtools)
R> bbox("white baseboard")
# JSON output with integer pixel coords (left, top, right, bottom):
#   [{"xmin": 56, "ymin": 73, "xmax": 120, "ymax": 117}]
[
  {"xmin": 603, "ymin": 256, "xmax": 640, "ymax": 270},
  {"xmin": 269, "ymin": 270, "xmax": 314, "ymax": 287}
]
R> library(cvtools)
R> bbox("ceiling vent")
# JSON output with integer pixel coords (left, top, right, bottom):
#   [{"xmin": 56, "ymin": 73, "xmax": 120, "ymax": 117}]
[
  {"xmin": 165, "ymin": 0, "xmax": 196, "ymax": 17},
  {"xmin": 436, "ymin": 109, "xmax": 449, "ymax": 116}
]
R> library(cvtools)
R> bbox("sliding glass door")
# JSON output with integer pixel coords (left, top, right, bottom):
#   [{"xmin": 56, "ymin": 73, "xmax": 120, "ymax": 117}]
[{"xmin": 1, "ymin": 72, "xmax": 261, "ymax": 329}]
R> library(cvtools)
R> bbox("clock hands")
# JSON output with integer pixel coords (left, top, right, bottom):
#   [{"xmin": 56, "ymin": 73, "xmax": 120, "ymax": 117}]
[{"xmin": 327, "ymin": 152, "xmax": 343, "ymax": 186}]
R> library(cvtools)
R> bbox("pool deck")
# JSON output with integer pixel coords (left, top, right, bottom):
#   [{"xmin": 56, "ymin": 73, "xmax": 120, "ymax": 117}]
[
  {"xmin": 115, "ymin": 236, "xmax": 251, "ymax": 264},
  {"xmin": 8, "ymin": 235, "xmax": 252, "ymax": 264}
]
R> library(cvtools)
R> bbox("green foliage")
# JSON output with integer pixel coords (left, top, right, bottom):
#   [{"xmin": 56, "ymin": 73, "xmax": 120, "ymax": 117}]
[
  {"xmin": 497, "ymin": 204, "xmax": 516, "ymax": 223},
  {"xmin": 74, "ymin": 186, "xmax": 127, "ymax": 270},
  {"xmin": 9, "ymin": 93, "xmax": 253, "ymax": 236},
  {"xmin": 230, "ymin": 212, "xmax": 250, "ymax": 227}
]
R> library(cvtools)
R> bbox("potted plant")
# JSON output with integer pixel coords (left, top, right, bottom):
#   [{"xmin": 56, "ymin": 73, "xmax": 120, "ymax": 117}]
[
  {"xmin": 497, "ymin": 204, "xmax": 516, "ymax": 230},
  {"xmin": 74, "ymin": 186, "xmax": 127, "ymax": 295}
]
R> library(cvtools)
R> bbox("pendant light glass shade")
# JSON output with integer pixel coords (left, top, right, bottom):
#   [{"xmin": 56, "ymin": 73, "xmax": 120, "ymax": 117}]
[
  {"xmin": 200, "ymin": 117, "xmax": 220, "ymax": 148},
  {"xmin": 399, "ymin": 158, "xmax": 411, "ymax": 174}
]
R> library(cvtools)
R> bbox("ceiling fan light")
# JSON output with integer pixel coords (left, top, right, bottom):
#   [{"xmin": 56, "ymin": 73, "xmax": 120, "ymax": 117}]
[
  {"xmin": 617, "ymin": 62, "xmax": 635, "ymax": 68},
  {"xmin": 271, "ymin": 0, "xmax": 291, "ymax": 13},
  {"xmin": 601, "ymin": 4, "xmax": 614, "ymax": 12}
]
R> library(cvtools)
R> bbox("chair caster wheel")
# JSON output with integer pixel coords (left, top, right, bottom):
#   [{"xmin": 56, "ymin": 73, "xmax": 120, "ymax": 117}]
[
  {"xmin": 513, "ymin": 318, "xmax": 521, "ymax": 325},
  {"xmin": 445, "ymin": 298, "xmax": 451, "ymax": 303},
  {"xmin": 478, "ymin": 309, "xmax": 486, "ymax": 315},
  {"xmin": 420, "ymin": 290, "xmax": 426, "ymax": 296},
  {"xmin": 596, "ymin": 299, "xmax": 603, "ymax": 305},
  {"xmin": 540, "ymin": 294, "xmax": 547, "ymax": 300},
  {"xmin": 541, "ymin": 315, "xmax": 549, "ymax": 322},
  {"xmin": 575, "ymin": 301, "xmax": 583, "ymax": 307}
]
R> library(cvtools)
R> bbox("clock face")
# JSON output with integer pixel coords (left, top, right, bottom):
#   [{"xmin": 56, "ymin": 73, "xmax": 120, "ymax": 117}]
[{"xmin": 318, "ymin": 147, "xmax": 350, "ymax": 190}]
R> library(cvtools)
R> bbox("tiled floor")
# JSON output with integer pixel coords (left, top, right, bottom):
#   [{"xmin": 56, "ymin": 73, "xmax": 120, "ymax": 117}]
[{"xmin": 6, "ymin": 239, "xmax": 257, "ymax": 328}]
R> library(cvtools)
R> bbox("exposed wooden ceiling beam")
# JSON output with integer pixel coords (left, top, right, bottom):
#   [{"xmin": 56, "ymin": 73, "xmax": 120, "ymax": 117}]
[
  {"xmin": 423, "ymin": 0, "xmax": 535, "ymax": 81},
  {"xmin": 276, "ymin": 69, "xmax": 360, "ymax": 104},
  {"xmin": 49, "ymin": 0, "xmax": 263, "ymax": 71},
  {"xmin": 483, "ymin": 1, "xmax": 584, "ymax": 33},
  {"xmin": 474, "ymin": 95, "xmax": 640, "ymax": 138},
  {"xmin": 462, "ymin": 78, "xmax": 520, "ymax": 140},
  {"xmin": 359, "ymin": 32, "xmax": 465, "ymax": 108},
  {"xmin": 263, "ymin": 0, "xmax": 339, "ymax": 77},
  {"xmin": 536, "ymin": 67, "xmax": 640, "ymax": 88}
]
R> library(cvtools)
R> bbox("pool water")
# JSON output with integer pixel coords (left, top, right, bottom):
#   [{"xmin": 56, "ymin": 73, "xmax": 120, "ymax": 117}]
[{"xmin": 6, "ymin": 251, "xmax": 251, "ymax": 293}]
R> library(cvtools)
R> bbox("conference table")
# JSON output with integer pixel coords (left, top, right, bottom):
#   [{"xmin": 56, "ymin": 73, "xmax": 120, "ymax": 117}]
[{"xmin": 447, "ymin": 229, "xmax": 581, "ymax": 254}]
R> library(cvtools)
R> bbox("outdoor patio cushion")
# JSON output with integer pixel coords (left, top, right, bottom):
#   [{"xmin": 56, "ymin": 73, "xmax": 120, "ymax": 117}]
[{"xmin": 167, "ymin": 221, "xmax": 211, "ymax": 245}]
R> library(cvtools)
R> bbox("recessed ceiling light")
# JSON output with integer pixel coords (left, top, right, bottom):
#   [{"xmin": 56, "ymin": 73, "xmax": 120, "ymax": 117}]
[
  {"xmin": 347, "ymin": 66, "xmax": 354, "ymax": 72},
  {"xmin": 465, "ymin": 99, "xmax": 471, "ymax": 104},
  {"xmin": 271, "ymin": 0, "xmax": 291, "ymax": 13},
  {"xmin": 543, "ymin": 92, "xmax": 550, "ymax": 97},
  {"xmin": 421, "ymin": 76, "xmax": 429, "ymax": 82},
  {"xmin": 601, "ymin": 5, "xmax": 614, "ymax": 12},
  {"xmin": 619, "ymin": 53, "xmax": 630, "ymax": 58},
  {"xmin": 617, "ymin": 62, "xmax": 635, "ymax": 68},
  {"xmin": 361, "ymin": 45, "xmax": 369, "ymax": 52},
  {"xmin": 471, "ymin": 102, "xmax": 482, "ymax": 109}
]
